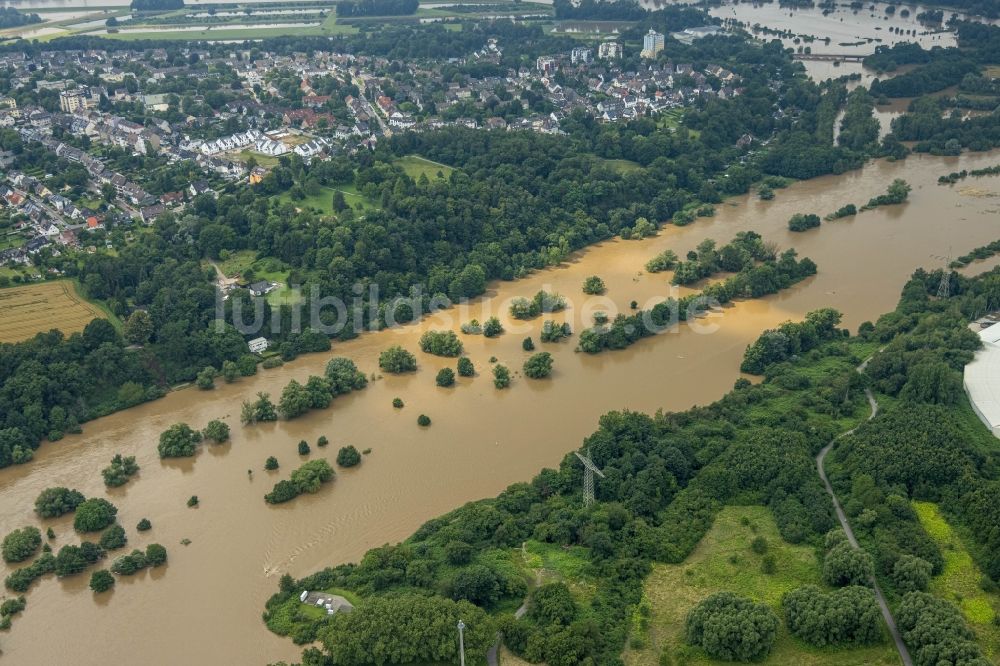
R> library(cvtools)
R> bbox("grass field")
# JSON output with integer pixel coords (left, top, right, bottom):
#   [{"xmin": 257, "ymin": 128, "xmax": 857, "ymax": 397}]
[
  {"xmin": 913, "ymin": 502, "xmax": 1000, "ymax": 660},
  {"xmin": 216, "ymin": 249, "xmax": 258, "ymax": 278},
  {"xmin": 597, "ymin": 157, "xmax": 644, "ymax": 174},
  {"xmin": 622, "ymin": 506, "xmax": 900, "ymax": 666},
  {"xmin": 0, "ymin": 280, "xmax": 107, "ymax": 344},
  {"xmin": 278, "ymin": 184, "xmax": 377, "ymax": 215},
  {"xmin": 394, "ymin": 154, "xmax": 455, "ymax": 181}
]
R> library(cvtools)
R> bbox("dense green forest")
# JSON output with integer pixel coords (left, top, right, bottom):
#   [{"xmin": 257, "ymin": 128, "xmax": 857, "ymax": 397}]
[{"xmin": 264, "ymin": 264, "xmax": 1000, "ymax": 665}]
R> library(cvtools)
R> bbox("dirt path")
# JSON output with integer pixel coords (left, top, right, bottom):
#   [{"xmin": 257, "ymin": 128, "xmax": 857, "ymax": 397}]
[{"xmin": 815, "ymin": 357, "xmax": 913, "ymax": 666}]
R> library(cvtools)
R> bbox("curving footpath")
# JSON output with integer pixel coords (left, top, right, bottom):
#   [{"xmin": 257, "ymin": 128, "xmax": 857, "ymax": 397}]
[{"xmin": 815, "ymin": 359, "xmax": 913, "ymax": 666}]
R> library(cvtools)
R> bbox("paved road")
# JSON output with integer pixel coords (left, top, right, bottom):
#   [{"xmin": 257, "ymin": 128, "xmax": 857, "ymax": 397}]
[{"xmin": 815, "ymin": 359, "xmax": 913, "ymax": 666}]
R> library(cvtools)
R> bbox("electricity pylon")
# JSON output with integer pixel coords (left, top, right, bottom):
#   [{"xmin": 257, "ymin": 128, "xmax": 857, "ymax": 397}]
[{"xmin": 574, "ymin": 449, "xmax": 605, "ymax": 507}]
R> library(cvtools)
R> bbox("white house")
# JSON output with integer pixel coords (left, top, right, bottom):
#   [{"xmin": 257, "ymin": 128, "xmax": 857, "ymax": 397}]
[{"xmin": 248, "ymin": 337, "xmax": 269, "ymax": 354}]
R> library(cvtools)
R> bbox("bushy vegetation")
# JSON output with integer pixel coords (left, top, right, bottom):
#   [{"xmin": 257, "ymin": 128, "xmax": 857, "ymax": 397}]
[
  {"xmin": 582, "ymin": 246, "xmax": 819, "ymax": 355},
  {"xmin": 419, "ymin": 330, "xmax": 463, "ymax": 357},
  {"xmin": 379, "ymin": 346, "xmax": 417, "ymax": 373},
  {"xmin": 685, "ymin": 592, "xmax": 779, "ymax": 661},
  {"xmin": 102, "ymin": 454, "xmax": 140, "ymax": 487},
  {"xmin": 510, "ymin": 291, "xmax": 566, "ymax": 320},
  {"xmin": 276, "ymin": 358, "xmax": 368, "ymax": 420},
  {"xmin": 2, "ymin": 526, "xmax": 42, "ymax": 563},
  {"xmin": 157, "ymin": 422, "xmax": 201, "ymax": 458},
  {"xmin": 788, "ymin": 213, "xmax": 821, "ymax": 232},
  {"xmin": 265, "ymin": 460, "xmax": 335, "ymax": 504},
  {"xmin": 336, "ymin": 445, "xmax": 361, "ymax": 468},
  {"xmin": 73, "ymin": 498, "xmax": 118, "ymax": 533},
  {"xmin": 523, "ymin": 352, "xmax": 553, "ymax": 379},
  {"xmin": 782, "ymin": 585, "xmax": 882, "ymax": 646},
  {"xmin": 34, "ymin": 487, "xmax": 85, "ymax": 518}
]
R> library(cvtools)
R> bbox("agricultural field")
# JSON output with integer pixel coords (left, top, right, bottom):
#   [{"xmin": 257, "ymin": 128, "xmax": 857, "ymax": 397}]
[
  {"xmin": 394, "ymin": 154, "xmax": 455, "ymax": 181},
  {"xmin": 914, "ymin": 502, "xmax": 1000, "ymax": 660},
  {"xmin": 0, "ymin": 280, "xmax": 107, "ymax": 344},
  {"xmin": 622, "ymin": 506, "xmax": 900, "ymax": 666}
]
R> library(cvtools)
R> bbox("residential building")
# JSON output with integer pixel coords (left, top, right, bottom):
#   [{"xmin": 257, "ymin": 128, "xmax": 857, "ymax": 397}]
[
  {"xmin": 598, "ymin": 42, "xmax": 623, "ymax": 60},
  {"xmin": 641, "ymin": 30, "xmax": 665, "ymax": 59}
]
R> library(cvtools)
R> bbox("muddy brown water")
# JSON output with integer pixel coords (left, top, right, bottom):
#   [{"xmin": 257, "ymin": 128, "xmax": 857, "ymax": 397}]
[{"xmin": 0, "ymin": 151, "xmax": 998, "ymax": 665}]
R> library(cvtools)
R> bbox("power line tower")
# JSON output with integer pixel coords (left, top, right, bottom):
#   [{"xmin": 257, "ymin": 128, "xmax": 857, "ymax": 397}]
[
  {"xmin": 935, "ymin": 248, "xmax": 953, "ymax": 299},
  {"xmin": 574, "ymin": 449, "xmax": 605, "ymax": 507}
]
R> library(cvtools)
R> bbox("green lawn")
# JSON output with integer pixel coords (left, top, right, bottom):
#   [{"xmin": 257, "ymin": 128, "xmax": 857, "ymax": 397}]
[
  {"xmin": 215, "ymin": 249, "xmax": 258, "ymax": 278},
  {"xmin": 596, "ymin": 157, "xmax": 644, "ymax": 174},
  {"xmin": 277, "ymin": 184, "xmax": 376, "ymax": 215},
  {"xmin": 913, "ymin": 502, "xmax": 1000, "ymax": 660},
  {"xmin": 395, "ymin": 154, "xmax": 455, "ymax": 181},
  {"xmin": 235, "ymin": 149, "xmax": 281, "ymax": 168},
  {"xmin": 623, "ymin": 506, "xmax": 900, "ymax": 666}
]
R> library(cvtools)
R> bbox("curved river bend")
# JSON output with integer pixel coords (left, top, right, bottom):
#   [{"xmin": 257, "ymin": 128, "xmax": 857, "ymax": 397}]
[{"xmin": 1, "ymin": 151, "xmax": 999, "ymax": 664}]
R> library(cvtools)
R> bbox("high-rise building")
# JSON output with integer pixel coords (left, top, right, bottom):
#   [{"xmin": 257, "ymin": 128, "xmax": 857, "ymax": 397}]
[
  {"xmin": 570, "ymin": 47, "xmax": 593, "ymax": 65},
  {"xmin": 641, "ymin": 29, "xmax": 665, "ymax": 59},
  {"xmin": 598, "ymin": 42, "xmax": 623, "ymax": 60}
]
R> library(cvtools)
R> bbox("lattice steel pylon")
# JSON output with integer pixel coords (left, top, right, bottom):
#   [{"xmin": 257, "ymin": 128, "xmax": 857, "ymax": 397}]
[
  {"xmin": 936, "ymin": 248, "xmax": 953, "ymax": 299},
  {"xmin": 574, "ymin": 449, "xmax": 605, "ymax": 507}
]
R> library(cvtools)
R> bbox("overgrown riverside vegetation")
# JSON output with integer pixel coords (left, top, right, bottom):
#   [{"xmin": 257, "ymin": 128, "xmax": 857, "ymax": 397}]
[
  {"xmin": 265, "ymin": 460, "xmax": 335, "ymax": 504},
  {"xmin": 939, "ymin": 164, "xmax": 1000, "ymax": 185},
  {"xmin": 265, "ymin": 264, "xmax": 1000, "ymax": 665},
  {"xmin": 2, "ymin": 12, "xmax": 998, "ymax": 474},
  {"xmin": 578, "ymin": 236, "xmax": 817, "ymax": 354}
]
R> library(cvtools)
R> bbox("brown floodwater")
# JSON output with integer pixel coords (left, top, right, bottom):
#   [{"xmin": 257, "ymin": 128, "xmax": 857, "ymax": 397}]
[{"xmin": 1, "ymin": 150, "xmax": 999, "ymax": 665}]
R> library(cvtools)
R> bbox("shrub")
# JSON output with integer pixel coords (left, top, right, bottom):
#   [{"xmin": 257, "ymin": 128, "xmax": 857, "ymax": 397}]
[
  {"xmin": 145, "ymin": 543, "xmax": 167, "ymax": 566},
  {"xmin": 241, "ymin": 392, "xmax": 278, "ymax": 424},
  {"xmin": 379, "ymin": 345, "xmax": 417, "ymax": 373},
  {"xmin": 750, "ymin": 536, "xmax": 768, "ymax": 555},
  {"xmin": 187, "ymin": 495, "xmax": 199, "ymax": 507},
  {"xmin": 788, "ymin": 213, "xmax": 821, "ymax": 232},
  {"xmin": 34, "ymin": 487, "xmax": 85, "ymax": 518},
  {"xmin": 493, "ymin": 364, "xmax": 511, "ymax": 389},
  {"xmin": 265, "ymin": 460, "xmax": 335, "ymax": 504},
  {"xmin": 686, "ymin": 592, "xmax": 778, "ymax": 661},
  {"xmin": 2, "ymin": 527, "xmax": 42, "ymax": 563},
  {"xmin": 337, "ymin": 445, "xmax": 361, "ymax": 467},
  {"xmin": 523, "ymin": 352, "xmax": 554, "ymax": 379},
  {"xmin": 419, "ymin": 330, "xmax": 463, "ymax": 357},
  {"xmin": 98, "ymin": 524, "xmax": 127, "ymax": 551},
  {"xmin": 418, "ymin": 414, "xmax": 432, "ymax": 427},
  {"xmin": 522, "ymin": 337, "xmax": 535, "ymax": 351},
  {"xmin": 195, "ymin": 366, "xmax": 216, "ymax": 390},
  {"xmin": 298, "ymin": 440, "xmax": 310, "ymax": 456},
  {"xmin": 136, "ymin": 518, "xmax": 151, "ymax": 531},
  {"xmin": 822, "ymin": 542, "xmax": 874, "ymax": 587},
  {"xmin": 101, "ymin": 454, "xmax": 140, "ymax": 487},
  {"xmin": 582, "ymin": 275, "xmax": 606, "ymax": 295},
  {"xmin": 317, "ymin": 436, "xmax": 329, "ymax": 448},
  {"xmin": 392, "ymin": 397, "xmax": 404, "ymax": 408},
  {"xmin": 89, "ymin": 569, "xmax": 114, "ymax": 593},
  {"xmin": 540, "ymin": 321, "xmax": 572, "ymax": 343},
  {"xmin": 482, "ymin": 317, "xmax": 504, "ymax": 338},
  {"xmin": 783, "ymin": 585, "xmax": 882, "ymax": 646},
  {"xmin": 897, "ymin": 592, "xmax": 986, "ymax": 665},
  {"xmin": 460, "ymin": 319, "xmax": 482, "ymax": 335},
  {"xmin": 265, "ymin": 456, "xmax": 279, "ymax": 471},
  {"xmin": 436, "ymin": 368, "xmax": 456, "ymax": 387},
  {"xmin": 645, "ymin": 249, "xmax": 678, "ymax": 273},
  {"xmin": 54, "ymin": 542, "xmax": 103, "ymax": 576},
  {"xmin": 262, "ymin": 356, "xmax": 284, "ymax": 369},
  {"xmin": 445, "ymin": 540, "xmax": 474, "ymax": 565},
  {"xmin": 457, "ymin": 357, "xmax": 474, "ymax": 377},
  {"xmin": 157, "ymin": 423, "xmax": 201, "ymax": 458},
  {"xmin": 892, "ymin": 553, "xmax": 933, "ymax": 593},
  {"xmin": 202, "ymin": 419, "xmax": 230, "ymax": 443},
  {"xmin": 110, "ymin": 549, "xmax": 148, "ymax": 575},
  {"xmin": 74, "ymin": 498, "xmax": 118, "ymax": 533}
]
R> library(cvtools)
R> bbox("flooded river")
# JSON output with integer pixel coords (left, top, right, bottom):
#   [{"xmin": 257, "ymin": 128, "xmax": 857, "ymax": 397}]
[{"xmin": 0, "ymin": 150, "xmax": 998, "ymax": 664}]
